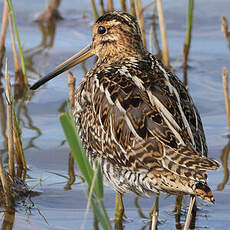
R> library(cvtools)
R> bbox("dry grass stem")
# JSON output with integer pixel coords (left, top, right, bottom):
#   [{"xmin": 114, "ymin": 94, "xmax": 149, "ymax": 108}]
[
  {"xmin": 222, "ymin": 16, "xmax": 229, "ymax": 37},
  {"xmin": 64, "ymin": 153, "xmax": 75, "ymax": 190},
  {"xmin": 68, "ymin": 71, "xmax": 76, "ymax": 113},
  {"xmin": 0, "ymin": 156, "xmax": 11, "ymax": 207},
  {"xmin": 129, "ymin": 0, "xmax": 136, "ymax": 17},
  {"xmin": 13, "ymin": 114, "xmax": 26, "ymax": 169},
  {"xmin": 120, "ymin": 0, "xmax": 127, "ymax": 12},
  {"xmin": 149, "ymin": 25, "xmax": 153, "ymax": 53},
  {"xmin": 90, "ymin": 0, "xmax": 99, "ymax": 20},
  {"xmin": 99, "ymin": 0, "xmax": 105, "ymax": 15},
  {"xmin": 149, "ymin": 196, "xmax": 159, "ymax": 230},
  {"xmin": 4, "ymin": 60, "xmax": 15, "ymax": 177},
  {"xmin": 51, "ymin": 0, "xmax": 61, "ymax": 9},
  {"xmin": 64, "ymin": 71, "xmax": 76, "ymax": 191},
  {"xmin": 0, "ymin": 0, "xmax": 9, "ymax": 72},
  {"xmin": 221, "ymin": 16, "xmax": 230, "ymax": 50},
  {"xmin": 222, "ymin": 67, "xmax": 230, "ymax": 129},
  {"xmin": 183, "ymin": 196, "xmax": 196, "ymax": 230},
  {"xmin": 156, "ymin": 0, "xmax": 170, "ymax": 67},
  {"xmin": 107, "ymin": 0, "xmax": 114, "ymax": 12},
  {"xmin": 134, "ymin": 0, "xmax": 146, "ymax": 48},
  {"xmin": 0, "ymin": 91, "xmax": 8, "ymax": 147},
  {"xmin": 8, "ymin": 15, "xmax": 20, "ymax": 72}
]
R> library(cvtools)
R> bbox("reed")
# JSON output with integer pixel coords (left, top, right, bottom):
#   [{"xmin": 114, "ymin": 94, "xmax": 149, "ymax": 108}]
[
  {"xmin": 222, "ymin": 67, "xmax": 230, "ymax": 129},
  {"xmin": 156, "ymin": 0, "xmax": 170, "ymax": 67},
  {"xmin": 183, "ymin": 0, "xmax": 194, "ymax": 87},
  {"xmin": 0, "ymin": 0, "xmax": 9, "ymax": 74},
  {"xmin": 134, "ymin": 0, "xmax": 146, "ymax": 48},
  {"xmin": 90, "ymin": 0, "xmax": 99, "ymax": 20},
  {"xmin": 4, "ymin": 60, "xmax": 15, "ymax": 178},
  {"xmin": 60, "ymin": 73, "xmax": 111, "ymax": 229},
  {"xmin": 183, "ymin": 196, "xmax": 196, "ymax": 230},
  {"xmin": 8, "ymin": 13, "xmax": 25, "ymax": 90},
  {"xmin": 99, "ymin": 0, "xmax": 105, "ymax": 15},
  {"xmin": 221, "ymin": 16, "xmax": 230, "ymax": 50},
  {"xmin": 7, "ymin": 0, "xmax": 27, "ymax": 83},
  {"xmin": 107, "ymin": 0, "xmax": 114, "ymax": 12},
  {"xmin": 149, "ymin": 2, "xmax": 161, "ymax": 55},
  {"xmin": 120, "ymin": 0, "xmax": 127, "ymax": 12},
  {"xmin": 64, "ymin": 71, "xmax": 76, "ymax": 191},
  {"xmin": 5, "ymin": 16, "xmax": 26, "ymax": 169},
  {"xmin": 13, "ymin": 112, "xmax": 26, "ymax": 169},
  {"xmin": 183, "ymin": 0, "xmax": 194, "ymax": 68},
  {"xmin": 149, "ymin": 195, "xmax": 159, "ymax": 230},
  {"xmin": 129, "ymin": 0, "xmax": 136, "ymax": 17},
  {"xmin": 60, "ymin": 112, "xmax": 111, "ymax": 229},
  {"xmin": 0, "ymin": 156, "xmax": 11, "ymax": 207}
]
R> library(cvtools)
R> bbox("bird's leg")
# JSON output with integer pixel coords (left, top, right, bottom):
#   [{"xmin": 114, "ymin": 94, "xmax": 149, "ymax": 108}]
[
  {"xmin": 183, "ymin": 195, "xmax": 196, "ymax": 230},
  {"xmin": 114, "ymin": 192, "xmax": 125, "ymax": 220},
  {"xmin": 149, "ymin": 195, "xmax": 159, "ymax": 230},
  {"xmin": 174, "ymin": 194, "xmax": 183, "ymax": 229}
]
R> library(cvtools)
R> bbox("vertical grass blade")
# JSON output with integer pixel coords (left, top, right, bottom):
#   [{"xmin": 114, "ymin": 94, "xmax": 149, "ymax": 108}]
[
  {"xmin": 107, "ymin": 0, "xmax": 114, "ymax": 12},
  {"xmin": 0, "ymin": 156, "xmax": 11, "ymax": 207},
  {"xmin": 91, "ymin": 199, "xmax": 112, "ymax": 230},
  {"xmin": 0, "ymin": 0, "xmax": 9, "ymax": 72},
  {"xmin": 222, "ymin": 67, "xmax": 230, "ymax": 129},
  {"xmin": 156, "ymin": 0, "xmax": 170, "ymax": 67},
  {"xmin": 60, "ymin": 112, "xmax": 111, "ymax": 229},
  {"xmin": 90, "ymin": 0, "xmax": 99, "ymax": 20},
  {"xmin": 7, "ymin": 0, "xmax": 27, "ymax": 81},
  {"xmin": 134, "ymin": 0, "xmax": 146, "ymax": 47},
  {"xmin": 59, "ymin": 112, "xmax": 93, "ymax": 185},
  {"xmin": 4, "ymin": 60, "xmax": 15, "ymax": 178},
  {"xmin": 183, "ymin": 0, "xmax": 194, "ymax": 68}
]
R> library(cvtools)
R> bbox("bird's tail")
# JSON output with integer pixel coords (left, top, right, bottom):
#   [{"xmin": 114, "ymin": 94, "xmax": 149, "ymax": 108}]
[{"xmin": 194, "ymin": 182, "xmax": 215, "ymax": 204}]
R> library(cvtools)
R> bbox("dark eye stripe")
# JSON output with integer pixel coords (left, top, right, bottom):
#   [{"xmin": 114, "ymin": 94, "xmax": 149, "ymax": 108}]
[{"xmin": 98, "ymin": 26, "xmax": 106, "ymax": 34}]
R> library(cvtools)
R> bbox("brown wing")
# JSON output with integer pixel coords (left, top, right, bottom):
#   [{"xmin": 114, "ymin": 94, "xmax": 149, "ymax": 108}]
[{"xmin": 81, "ymin": 56, "xmax": 219, "ymax": 183}]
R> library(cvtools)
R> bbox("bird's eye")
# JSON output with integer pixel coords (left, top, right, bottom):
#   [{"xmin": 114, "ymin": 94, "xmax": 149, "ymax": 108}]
[{"xmin": 98, "ymin": 26, "xmax": 106, "ymax": 34}]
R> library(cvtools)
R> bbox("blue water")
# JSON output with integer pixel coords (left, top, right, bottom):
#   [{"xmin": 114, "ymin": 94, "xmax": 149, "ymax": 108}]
[{"xmin": 0, "ymin": 0, "xmax": 229, "ymax": 229}]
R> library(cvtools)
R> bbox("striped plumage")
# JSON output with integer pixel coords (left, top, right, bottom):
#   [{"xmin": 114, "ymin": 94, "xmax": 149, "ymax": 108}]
[
  {"xmin": 73, "ymin": 12, "xmax": 219, "ymax": 203},
  {"xmin": 30, "ymin": 11, "xmax": 220, "ymax": 204}
]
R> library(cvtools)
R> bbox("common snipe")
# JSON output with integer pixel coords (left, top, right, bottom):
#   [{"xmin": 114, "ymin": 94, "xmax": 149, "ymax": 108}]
[{"xmin": 31, "ymin": 11, "xmax": 220, "ymax": 218}]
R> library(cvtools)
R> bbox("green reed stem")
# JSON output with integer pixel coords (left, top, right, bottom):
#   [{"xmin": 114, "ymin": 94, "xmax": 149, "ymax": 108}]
[
  {"xmin": 13, "ymin": 110, "xmax": 27, "ymax": 169},
  {"xmin": 120, "ymin": 0, "xmax": 127, "ymax": 12},
  {"xmin": 90, "ymin": 0, "xmax": 99, "ymax": 20},
  {"xmin": 99, "ymin": 0, "xmax": 105, "ymax": 15},
  {"xmin": 183, "ymin": 0, "xmax": 194, "ymax": 69},
  {"xmin": 4, "ymin": 60, "xmax": 15, "ymax": 178},
  {"xmin": 7, "ymin": 0, "xmax": 27, "ymax": 83}
]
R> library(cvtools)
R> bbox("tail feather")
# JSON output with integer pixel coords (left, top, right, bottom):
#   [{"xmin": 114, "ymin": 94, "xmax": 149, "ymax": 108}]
[{"xmin": 194, "ymin": 182, "xmax": 215, "ymax": 204}]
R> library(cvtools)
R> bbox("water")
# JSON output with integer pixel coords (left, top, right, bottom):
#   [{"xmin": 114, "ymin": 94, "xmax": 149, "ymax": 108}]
[{"xmin": 0, "ymin": 0, "xmax": 230, "ymax": 229}]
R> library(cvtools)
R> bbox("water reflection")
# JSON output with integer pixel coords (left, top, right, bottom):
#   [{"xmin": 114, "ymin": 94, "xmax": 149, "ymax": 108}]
[
  {"xmin": 64, "ymin": 153, "xmax": 75, "ymax": 190},
  {"xmin": 0, "ymin": 88, "xmax": 7, "ymax": 149},
  {"xmin": 222, "ymin": 16, "xmax": 230, "ymax": 50},
  {"xmin": 24, "ymin": 1, "xmax": 62, "ymax": 80},
  {"xmin": 1, "ymin": 208, "xmax": 15, "ymax": 230},
  {"xmin": 24, "ymin": 19, "xmax": 57, "ymax": 79},
  {"xmin": 217, "ymin": 135, "xmax": 230, "ymax": 191}
]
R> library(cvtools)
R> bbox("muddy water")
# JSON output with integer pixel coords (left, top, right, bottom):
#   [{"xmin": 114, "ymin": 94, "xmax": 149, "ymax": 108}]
[{"xmin": 0, "ymin": 0, "xmax": 230, "ymax": 229}]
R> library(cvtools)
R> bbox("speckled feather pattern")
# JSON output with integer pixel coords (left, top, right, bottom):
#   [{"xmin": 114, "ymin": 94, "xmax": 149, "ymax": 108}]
[{"xmin": 73, "ymin": 11, "xmax": 219, "ymax": 203}]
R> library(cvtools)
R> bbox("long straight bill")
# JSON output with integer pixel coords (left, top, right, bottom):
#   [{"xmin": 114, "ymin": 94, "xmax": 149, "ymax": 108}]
[{"xmin": 30, "ymin": 44, "xmax": 94, "ymax": 90}]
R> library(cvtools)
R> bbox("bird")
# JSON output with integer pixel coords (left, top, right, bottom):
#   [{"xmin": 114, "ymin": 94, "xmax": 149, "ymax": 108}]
[{"xmin": 30, "ymin": 11, "xmax": 220, "ymax": 220}]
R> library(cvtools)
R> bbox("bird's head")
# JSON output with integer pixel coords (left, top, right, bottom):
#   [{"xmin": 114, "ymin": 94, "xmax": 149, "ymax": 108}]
[
  {"xmin": 30, "ymin": 11, "xmax": 144, "ymax": 90},
  {"xmin": 92, "ymin": 11, "xmax": 145, "ymax": 60}
]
